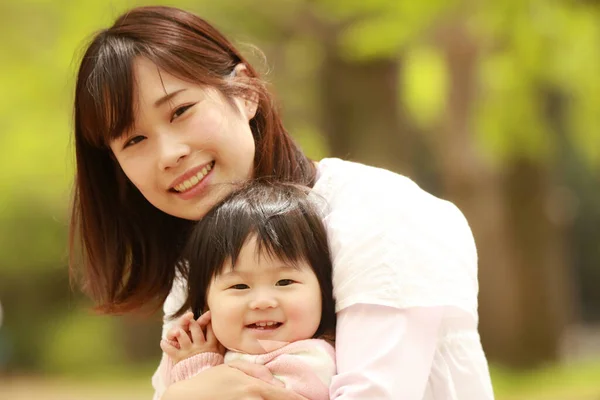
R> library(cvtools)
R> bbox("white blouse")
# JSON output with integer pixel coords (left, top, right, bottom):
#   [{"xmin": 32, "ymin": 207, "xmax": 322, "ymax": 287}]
[{"xmin": 154, "ymin": 158, "xmax": 495, "ymax": 399}]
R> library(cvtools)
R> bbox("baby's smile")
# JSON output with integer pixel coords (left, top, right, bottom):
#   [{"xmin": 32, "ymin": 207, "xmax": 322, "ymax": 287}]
[{"xmin": 246, "ymin": 321, "xmax": 283, "ymax": 330}]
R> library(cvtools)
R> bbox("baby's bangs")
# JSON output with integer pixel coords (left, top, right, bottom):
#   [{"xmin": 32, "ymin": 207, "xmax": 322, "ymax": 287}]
[
  {"xmin": 214, "ymin": 210, "xmax": 311, "ymax": 275},
  {"xmin": 221, "ymin": 225, "xmax": 308, "ymax": 276},
  {"xmin": 80, "ymin": 34, "xmax": 139, "ymax": 147},
  {"xmin": 256, "ymin": 215, "xmax": 313, "ymax": 265}
]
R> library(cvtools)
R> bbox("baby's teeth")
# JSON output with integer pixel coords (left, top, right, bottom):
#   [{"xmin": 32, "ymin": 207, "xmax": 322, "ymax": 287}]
[{"xmin": 255, "ymin": 321, "xmax": 277, "ymax": 327}]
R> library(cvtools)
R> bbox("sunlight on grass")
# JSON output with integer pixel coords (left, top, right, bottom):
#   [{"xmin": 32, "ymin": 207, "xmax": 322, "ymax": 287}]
[
  {"xmin": 2, "ymin": 360, "xmax": 600, "ymax": 399},
  {"xmin": 491, "ymin": 361, "xmax": 600, "ymax": 399}
]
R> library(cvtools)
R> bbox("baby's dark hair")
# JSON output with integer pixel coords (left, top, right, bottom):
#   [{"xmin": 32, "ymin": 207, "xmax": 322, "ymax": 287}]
[{"xmin": 176, "ymin": 181, "xmax": 336, "ymax": 338}]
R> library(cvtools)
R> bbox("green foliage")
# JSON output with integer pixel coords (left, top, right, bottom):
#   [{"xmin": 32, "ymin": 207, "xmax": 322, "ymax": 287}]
[
  {"xmin": 469, "ymin": 0, "xmax": 600, "ymax": 167},
  {"xmin": 0, "ymin": 207, "xmax": 67, "ymax": 273},
  {"xmin": 316, "ymin": 0, "xmax": 458, "ymax": 60},
  {"xmin": 474, "ymin": 51, "xmax": 554, "ymax": 166},
  {"xmin": 491, "ymin": 361, "xmax": 600, "ymax": 399},
  {"xmin": 311, "ymin": 0, "xmax": 600, "ymax": 168},
  {"xmin": 402, "ymin": 46, "xmax": 448, "ymax": 130},
  {"xmin": 40, "ymin": 310, "xmax": 121, "ymax": 376}
]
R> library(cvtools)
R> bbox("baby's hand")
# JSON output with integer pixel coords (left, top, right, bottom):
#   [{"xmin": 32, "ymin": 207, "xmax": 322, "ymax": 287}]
[{"xmin": 160, "ymin": 311, "xmax": 224, "ymax": 364}]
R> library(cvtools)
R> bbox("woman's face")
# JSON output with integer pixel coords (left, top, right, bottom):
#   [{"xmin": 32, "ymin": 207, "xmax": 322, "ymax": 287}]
[{"xmin": 109, "ymin": 57, "xmax": 257, "ymax": 220}]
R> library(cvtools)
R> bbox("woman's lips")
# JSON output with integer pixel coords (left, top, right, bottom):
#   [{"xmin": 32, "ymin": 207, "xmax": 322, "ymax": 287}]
[
  {"xmin": 171, "ymin": 161, "xmax": 215, "ymax": 193},
  {"xmin": 171, "ymin": 161, "xmax": 215, "ymax": 200}
]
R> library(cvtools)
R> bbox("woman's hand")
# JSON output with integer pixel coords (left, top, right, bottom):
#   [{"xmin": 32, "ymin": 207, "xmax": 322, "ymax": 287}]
[{"xmin": 161, "ymin": 362, "xmax": 309, "ymax": 400}]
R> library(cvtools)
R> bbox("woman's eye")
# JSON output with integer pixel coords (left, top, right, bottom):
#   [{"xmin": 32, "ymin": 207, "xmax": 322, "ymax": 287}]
[
  {"xmin": 276, "ymin": 279, "xmax": 295, "ymax": 287},
  {"xmin": 170, "ymin": 104, "xmax": 194, "ymax": 122},
  {"xmin": 123, "ymin": 135, "xmax": 145, "ymax": 149},
  {"xmin": 230, "ymin": 284, "xmax": 249, "ymax": 290}
]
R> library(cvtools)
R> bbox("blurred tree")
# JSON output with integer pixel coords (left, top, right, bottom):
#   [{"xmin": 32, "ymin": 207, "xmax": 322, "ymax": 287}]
[{"xmin": 304, "ymin": 0, "xmax": 600, "ymax": 367}]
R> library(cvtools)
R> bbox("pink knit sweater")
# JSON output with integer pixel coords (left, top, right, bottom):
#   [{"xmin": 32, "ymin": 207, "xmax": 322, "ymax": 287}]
[{"xmin": 158, "ymin": 339, "xmax": 335, "ymax": 400}]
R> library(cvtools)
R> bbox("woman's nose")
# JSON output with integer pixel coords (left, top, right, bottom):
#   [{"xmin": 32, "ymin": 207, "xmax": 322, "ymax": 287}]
[{"xmin": 157, "ymin": 133, "xmax": 191, "ymax": 170}]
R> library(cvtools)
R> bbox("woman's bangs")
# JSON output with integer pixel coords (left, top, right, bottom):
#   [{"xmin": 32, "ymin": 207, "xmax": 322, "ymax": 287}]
[{"xmin": 81, "ymin": 35, "xmax": 138, "ymax": 147}]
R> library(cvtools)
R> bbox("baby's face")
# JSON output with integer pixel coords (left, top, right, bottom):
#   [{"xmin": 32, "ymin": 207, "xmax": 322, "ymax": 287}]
[{"xmin": 206, "ymin": 236, "xmax": 323, "ymax": 354}]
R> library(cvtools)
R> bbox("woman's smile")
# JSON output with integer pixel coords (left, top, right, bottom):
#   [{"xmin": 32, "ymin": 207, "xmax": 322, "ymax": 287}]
[{"xmin": 171, "ymin": 161, "xmax": 215, "ymax": 193}]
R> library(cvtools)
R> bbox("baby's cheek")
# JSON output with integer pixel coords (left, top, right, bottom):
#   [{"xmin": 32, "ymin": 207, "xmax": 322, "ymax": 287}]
[
  {"xmin": 210, "ymin": 319, "xmax": 229, "ymax": 345},
  {"xmin": 287, "ymin": 302, "xmax": 321, "ymax": 337}
]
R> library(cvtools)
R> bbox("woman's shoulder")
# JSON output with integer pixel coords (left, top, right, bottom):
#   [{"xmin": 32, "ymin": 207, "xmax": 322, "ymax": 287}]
[
  {"xmin": 315, "ymin": 158, "xmax": 479, "ymax": 313},
  {"xmin": 315, "ymin": 157, "xmax": 418, "ymax": 195},
  {"xmin": 314, "ymin": 158, "xmax": 462, "ymax": 226}
]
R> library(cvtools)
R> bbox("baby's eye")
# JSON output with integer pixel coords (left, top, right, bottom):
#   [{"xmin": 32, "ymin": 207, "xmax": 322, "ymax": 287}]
[
  {"xmin": 170, "ymin": 104, "xmax": 195, "ymax": 122},
  {"xmin": 230, "ymin": 284, "xmax": 249, "ymax": 290},
  {"xmin": 276, "ymin": 279, "xmax": 295, "ymax": 287}
]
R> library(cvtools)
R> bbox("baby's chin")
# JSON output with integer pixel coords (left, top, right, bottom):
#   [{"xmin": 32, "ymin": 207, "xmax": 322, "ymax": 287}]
[
  {"xmin": 256, "ymin": 339, "xmax": 290, "ymax": 353},
  {"xmin": 229, "ymin": 339, "xmax": 290, "ymax": 354}
]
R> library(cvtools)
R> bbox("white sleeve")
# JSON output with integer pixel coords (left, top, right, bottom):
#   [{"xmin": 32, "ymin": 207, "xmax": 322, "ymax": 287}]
[
  {"xmin": 323, "ymin": 171, "xmax": 479, "ymax": 316},
  {"xmin": 330, "ymin": 303, "xmax": 442, "ymax": 399}
]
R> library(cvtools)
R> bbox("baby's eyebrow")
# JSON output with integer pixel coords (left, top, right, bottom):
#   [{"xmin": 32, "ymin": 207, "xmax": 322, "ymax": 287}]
[
  {"xmin": 218, "ymin": 264, "xmax": 302, "ymax": 279},
  {"xmin": 218, "ymin": 270, "xmax": 242, "ymax": 278}
]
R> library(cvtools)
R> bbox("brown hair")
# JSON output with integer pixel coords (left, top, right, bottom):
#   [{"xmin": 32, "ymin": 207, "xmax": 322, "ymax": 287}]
[
  {"xmin": 179, "ymin": 181, "xmax": 336, "ymax": 338},
  {"xmin": 70, "ymin": 6, "xmax": 316, "ymax": 314}
]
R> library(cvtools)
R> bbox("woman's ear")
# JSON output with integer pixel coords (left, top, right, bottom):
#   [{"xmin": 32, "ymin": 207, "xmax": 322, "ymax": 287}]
[{"xmin": 232, "ymin": 64, "xmax": 259, "ymax": 121}]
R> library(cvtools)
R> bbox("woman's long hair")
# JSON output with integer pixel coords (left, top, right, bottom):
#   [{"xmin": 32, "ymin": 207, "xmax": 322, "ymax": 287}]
[{"xmin": 70, "ymin": 6, "xmax": 316, "ymax": 313}]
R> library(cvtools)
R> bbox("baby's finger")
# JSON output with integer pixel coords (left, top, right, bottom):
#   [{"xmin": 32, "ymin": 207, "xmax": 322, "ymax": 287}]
[
  {"xmin": 206, "ymin": 322, "xmax": 217, "ymax": 345},
  {"xmin": 177, "ymin": 311, "xmax": 195, "ymax": 331},
  {"xmin": 189, "ymin": 319, "xmax": 206, "ymax": 344},
  {"xmin": 165, "ymin": 326, "xmax": 178, "ymax": 341},
  {"xmin": 175, "ymin": 327, "xmax": 192, "ymax": 350},
  {"xmin": 195, "ymin": 310, "xmax": 211, "ymax": 327},
  {"xmin": 163, "ymin": 338, "xmax": 180, "ymax": 350},
  {"xmin": 160, "ymin": 339, "xmax": 179, "ymax": 359},
  {"xmin": 166, "ymin": 312, "xmax": 195, "ymax": 340}
]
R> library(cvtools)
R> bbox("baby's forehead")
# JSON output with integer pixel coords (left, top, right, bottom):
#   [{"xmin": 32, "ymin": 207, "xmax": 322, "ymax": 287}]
[
  {"xmin": 221, "ymin": 256, "xmax": 304, "ymax": 275},
  {"xmin": 217, "ymin": 248, "xmax": 309, "ymax": 278}
]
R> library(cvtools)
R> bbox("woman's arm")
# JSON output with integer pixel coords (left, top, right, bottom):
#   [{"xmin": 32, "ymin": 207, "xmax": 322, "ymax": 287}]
[
  {"xmin": 161, "ymin": 362, "xmax": 309, "ymax": 400},
  {"xmin": 330, "ymin": 303, "xmax": 443, "ymax": 399}
]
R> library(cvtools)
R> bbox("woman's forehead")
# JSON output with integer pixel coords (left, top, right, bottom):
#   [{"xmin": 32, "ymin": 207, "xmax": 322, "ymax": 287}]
[
  {"xmin": 132, "ymin": 58, "xmax": 182, "ymax": 103},
  {"xmin": 131, "ymin": 57, "xmax": 215, "ymax": 109}
]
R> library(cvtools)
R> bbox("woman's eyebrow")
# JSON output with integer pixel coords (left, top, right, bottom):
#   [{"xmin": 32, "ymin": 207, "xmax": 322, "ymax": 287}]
[{"xmin": 154, "ymin": 88, "xmax": 187, "ymax": 107}]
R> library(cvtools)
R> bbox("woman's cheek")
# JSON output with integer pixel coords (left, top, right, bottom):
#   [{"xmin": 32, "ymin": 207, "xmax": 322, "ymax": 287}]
[{"xmin": 192, "ymin": 106, "xmax": 225, "ymax": 140}]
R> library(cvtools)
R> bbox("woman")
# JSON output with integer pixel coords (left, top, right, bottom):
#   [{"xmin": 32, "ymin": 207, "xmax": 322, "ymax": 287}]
[{"xmin": 70, "ymin": 5, "xmax": 494, "ymax": 399}]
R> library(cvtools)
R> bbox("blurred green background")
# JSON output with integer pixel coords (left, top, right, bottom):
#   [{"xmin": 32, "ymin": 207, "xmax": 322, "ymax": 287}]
[{"xmin": 1, "ymin": 0, "xmax": 599, "ymax": 398}]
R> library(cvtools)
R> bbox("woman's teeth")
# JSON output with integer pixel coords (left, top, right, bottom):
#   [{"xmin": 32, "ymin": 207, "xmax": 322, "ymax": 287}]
[{"xmin": 174, "ymin": 162, "xmax": 213, "ymax": 193}]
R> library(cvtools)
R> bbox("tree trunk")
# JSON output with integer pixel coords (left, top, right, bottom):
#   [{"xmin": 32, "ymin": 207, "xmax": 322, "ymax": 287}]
[
  {"xmin": 434, "ymin": 21, "xmax": 525, "ymax": 366},
  {"xmin": 435, "ymin": 21, "xmax": 572, "ymax": 367},
  {"xmin": 319, "ymin": 38, "xmax": 413, "ymax": 175},
  {"xmin": 504, "ymin": 159, "xmax": 572, "ymax": 365}
]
